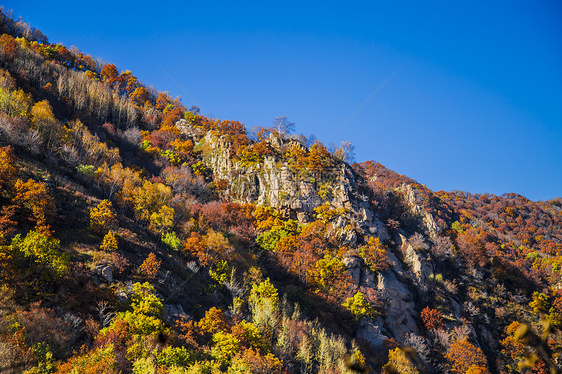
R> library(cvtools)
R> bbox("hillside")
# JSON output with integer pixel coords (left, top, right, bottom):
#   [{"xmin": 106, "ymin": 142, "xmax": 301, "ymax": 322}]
[{"xmin": 1, "ymin": 9, "xmax": 562, "ymax": 373}]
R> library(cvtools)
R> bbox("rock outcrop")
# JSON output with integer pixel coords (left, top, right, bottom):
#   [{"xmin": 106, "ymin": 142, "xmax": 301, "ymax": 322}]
[
  {"xmin": 398, "ymin": 233, "xmax": 434, "ymax": 285},
  {"xmin": 200, "ymin": 132, "xmax": 388, "ymax": 245},
  {"xmin": 377, "ymin": 270, "xmax": 419, "ymax": 341},
  {"xmin": 400, "ymin": 184, "xmax": 441, "ymax": 238}
]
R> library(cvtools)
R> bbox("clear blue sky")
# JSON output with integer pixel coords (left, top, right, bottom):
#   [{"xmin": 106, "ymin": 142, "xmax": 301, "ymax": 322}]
[{"xmin": 4, "ymin": 1, "xmax": 561, "ymax": 201}]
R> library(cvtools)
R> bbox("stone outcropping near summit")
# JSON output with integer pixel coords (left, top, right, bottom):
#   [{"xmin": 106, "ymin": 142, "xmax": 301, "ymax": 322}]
[{"xmin": 198, "ymin": 130, "xmax": 389, "ymax": 245}]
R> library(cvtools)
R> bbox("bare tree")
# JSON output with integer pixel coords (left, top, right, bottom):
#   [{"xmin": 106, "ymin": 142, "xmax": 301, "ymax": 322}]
[
  {"xmin": 272, "ymin": 116, "xmax": 295, "ymax": 137},
  {"xmin": 95, "ymin": 301, "xmax": 115, "ymax": 328},
  {"xmin": 330, "ymin": 140, "xmax": 355, "ymax": 163}
]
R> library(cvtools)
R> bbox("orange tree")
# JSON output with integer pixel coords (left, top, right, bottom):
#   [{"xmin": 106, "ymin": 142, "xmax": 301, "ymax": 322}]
[{"xmin": 446, "ymin": 339, "xmax": 490, "ymax": 374}]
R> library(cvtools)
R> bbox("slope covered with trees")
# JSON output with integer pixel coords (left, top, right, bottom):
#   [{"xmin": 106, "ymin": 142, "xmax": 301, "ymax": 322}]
[{"xmin": 1, "ymin": 8, "xmax": 561, "ymax": 373}]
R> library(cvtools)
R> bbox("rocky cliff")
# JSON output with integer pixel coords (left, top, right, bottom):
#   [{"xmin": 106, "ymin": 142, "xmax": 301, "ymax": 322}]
[{"xmin": 198, "ymin": 130, "xmax": 389, "ymax": 245}]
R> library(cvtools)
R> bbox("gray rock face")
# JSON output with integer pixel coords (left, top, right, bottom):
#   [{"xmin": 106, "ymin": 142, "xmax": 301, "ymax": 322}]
[
  {"xmin": 377, "ymin": 270, "xmax": 419, "ymax": 340},
  {"xmin": 163, "ymin": 304, "xmax": 188, "ymax": 325},
  {"xmin": 400, "ymin": 184, "xmax": 441, "ymax": 238},
  {"xmin": 403, "ymin": 244, "xmax": 434, "ymax": 284},
  {"xmin": 396, "ymin": 232, "xmax": 434, "ymax": 285},
  {"xmin": 356, "ymin": 318, "xmax": 389, "ymax": 349},
  {"xmin": 343, "ymin": 256, "xmax": 362, "ymax": 286},
  {"xmin": 343, "ymin": 256, "xmax": 378, "ymax": 289},
  {"xmin": 345, "ymin": 253, "xmax": 420, "ymax": 342}
]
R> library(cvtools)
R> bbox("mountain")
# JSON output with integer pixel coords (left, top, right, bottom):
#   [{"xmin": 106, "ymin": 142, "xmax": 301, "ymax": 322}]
[{"xmin": 1, "ymin": 8, "xmax": 562, "ymax": 373}]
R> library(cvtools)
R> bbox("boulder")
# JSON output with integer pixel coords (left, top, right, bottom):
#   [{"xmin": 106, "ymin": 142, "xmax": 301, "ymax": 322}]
[{"xmin": 95, "ymin": 264, "xmax": 113, "ymax": 283}]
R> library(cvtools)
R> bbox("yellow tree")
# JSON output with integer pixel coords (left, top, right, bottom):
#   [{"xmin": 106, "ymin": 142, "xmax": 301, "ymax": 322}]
[
  {"xmin": 342, "ymin": 292, "xmax": 375, "ymax": 319},
  {"xmin": 383, "ymin": 348, "xmax": 419, "ymax": 374},
  {"xmin": 30, "ymin": 100, "xmax": 63, "ymax": 149},
  {"xmin": 90, "ymin": 199, "xmax": 117, "ymax": 235},
  {"xmin": 309, "ymin": 253, "xmax": 350, "ymax": 296},
  {"xmin": 100, "ymin": 231, "xmax": 118, "ymax": 252},
  {"xmin": 148, "ymin": 205, "xmax": 174, "ymax": 235},
  {"xmin": 129, "ymin": 86, "xmax": 149, "ymax": 106},
  {"xmin": 14, "ymin": 179, "xmax": 55, "ymax": 228},
  {"xmin": 133, "ymin": 181, "xmax": 171, "ymax": 223},
  {"xmin": 196, "ymin": 229, "xmax": 232, "ymax": 267},
  {"xmin": 199, "ymin": 307, "xmax": 229, "ymax": 335}
]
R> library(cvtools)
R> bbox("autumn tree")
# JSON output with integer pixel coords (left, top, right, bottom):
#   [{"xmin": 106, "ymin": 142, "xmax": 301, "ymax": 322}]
[
  {"xmin": 0, "ymin": 146, "xmax": 18, "ymax": 191},
  {"xmin": 101, "ymin": 64, "xmax": 119, "ymax": 83},
  {"xmin": 383, "ymin": 348, "xmax": 419, "ymax": 374},
  {"xmin": 138, "ymin": 252, "xmax": 161, "ymax": 279},
  {"xmin": 90, "ymin": 199, "xmax": 117, "ymax": 236},
  {"xmin": 14, "ymin": 178, "xmax": 55, "ymax": 228},
  {"xmin": 100, "ymin": 282, "xmax": 164, "ymax": 340},
  {"xmin": 148, "ymin": 205, "xmax": 174, "ymax": 235},
  {"xmin": 0, "ymin": 34, "xmax": 18, "ymax": 60},
  {"xmin": 0, "ymin": 86, "xmax": 32, "ymax": 117},
  {"xmin": 446, "ymin": 339, "xmax": 490, "ymax": 374},
  {"xmin": 155, "ymin": 93, "xmax": 172, "ymax": 111},
  {"xmin": 309, "ymin": 253, "xmax": 350, "ymax": 297},
  {"xmin": 193, "ymin": 229, "xmax": 233, "ymax": 267},
  {"xmin": 199, "ymin": 306, "xmax": 230, "ymax": 336},
  {"xmin": 100, "ymin": 231, "xmax": 118, "ymax": 252},
  {"xmin": 11, "ymin": 229, "xmax": 69, "ymax": 278},
  {"xmin": 306, "ymin": 141, "xmax": 334, "ymax": 174},
  {"xmin": 249, "ymin": 278, "xmax": 279, "ymax": 332},
  {"xmin": 500, "ymin": 321, "xmax": 528, "ymax": 370},
  {"xmin": 360, "ymin": 237, "xmax": 390, "ymax": 273},
  {"xmin": 30, "ymin": 99, "xmax": 63, "ymax": 149},
  {"xmin": 421, "ymin": 306, "xmax": 443, "ymax": 330},
  {"xmin": 129, "ymin": 86, "xmax": 149, "ymax": 106},
  {"xmin": 230, "ymin": 348, "xmax": 283, "ymax": 374},
  {"xmin": 55, "ymin": 345, "xmax": 119, "ymax": 374},
  {"xmin": 133, "ymin": 181, "xmax": 172, "ymax": 223},
  {"xmin": 342, "ymin": 292, "xmax": 375, "ymax": 319}
]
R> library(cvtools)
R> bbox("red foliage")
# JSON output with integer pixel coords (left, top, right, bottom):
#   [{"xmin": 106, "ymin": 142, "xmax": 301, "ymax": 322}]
[{"xmin": 421, "ymin": 306, "xmax": 443, "ymax": 330}]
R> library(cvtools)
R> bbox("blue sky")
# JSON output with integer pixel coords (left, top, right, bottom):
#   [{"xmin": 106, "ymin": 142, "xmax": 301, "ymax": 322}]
[{"xmin": 4, "ymin": 1, "xmax": 561, "ymax": 200}]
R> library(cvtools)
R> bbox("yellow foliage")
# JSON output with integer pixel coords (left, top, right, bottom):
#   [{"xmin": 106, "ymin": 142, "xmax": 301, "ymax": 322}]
[
  {"xmin": 148, "ymin": 205, "xmax": 174, "ymax": 235},
  {"xmin": 89, "ymin": 199, "xmax": 117, "ymax": 235},
  {"xmin": 342, "ymin": 292, "xmax": 375, "ymax": 319},
  {"xmin": 100, "ymin": 231, "xmax": 118, "ymax": 252},
  {"xmin": 383, "ymin": 348, "xmax": 419, "ymax": 374},
  {"xmin": 0, "ymin": 87, "xmax": 32, "ymax": 117},
  {"xmin": 14, "ymin": 178, "xmax": 55, "ymax": 227},
  {"xmin": 253, "ymin": 206, "xmax": 282, "ymax": 231},
  {"xmin": 199, "ymin": 307, "xmax": 229, "ymax": 334},
  {"xmin": 133, "ymin": 181, "xmax": 172, "ymax": 223}
]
